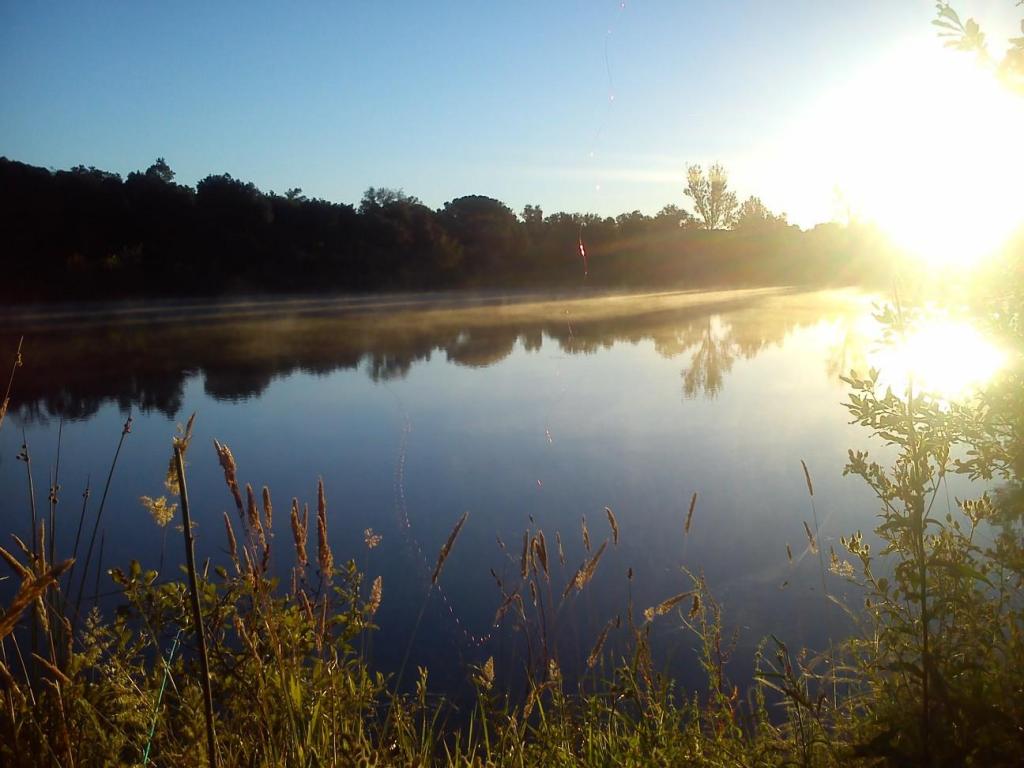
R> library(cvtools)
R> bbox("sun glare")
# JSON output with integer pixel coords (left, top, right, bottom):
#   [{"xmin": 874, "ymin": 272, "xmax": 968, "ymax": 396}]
[
  {"xmin": 867, "ymin": 316, "xmax": 1006, "ymax": 402},
  {"xmin": 791, "ymin": 40, "xmax": 1024, "ymax": 269}
]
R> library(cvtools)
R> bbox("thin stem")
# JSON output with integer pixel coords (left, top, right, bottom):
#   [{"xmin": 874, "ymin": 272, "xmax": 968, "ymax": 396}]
[
  {"xmin": 19, "ymin": 430, "xmax": 39, "ymax": 677},
  {"xmin": 61, "ymin": 476, "xmax": 91, "ymax": 614},
  {"xmin": 174, "ymin": 443, "xmax": 219, "ymax": 768},
  {"xmin": 142, "ymin": 629, "xmax": 183, "ymax": 766},
  {"xmin": 49, "ymin": 418, "xmax": 63, "ymax": 568},
  {"xmin": 92, "ymin": 531, "xmax": 105, "ymax": 610},
  {"xmin": 906, "ymin": 377, "xmax": 930, "ymax": 766},
  {"xmin": 74, "ymin": 413, "xmax": 131, "ymax": 627},
  {"xmin": 21, "ymin": 428, "xmax": 38, "ymax": 557},
  {"xmin": 0, "ymin": 336, "xmax": 23, "ymax": 434}
]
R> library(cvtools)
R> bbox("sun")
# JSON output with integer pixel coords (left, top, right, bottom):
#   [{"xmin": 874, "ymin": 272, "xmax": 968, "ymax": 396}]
[{"xmin": 791, "ymin": 39, "xmax": 1024, "ymax": 269}]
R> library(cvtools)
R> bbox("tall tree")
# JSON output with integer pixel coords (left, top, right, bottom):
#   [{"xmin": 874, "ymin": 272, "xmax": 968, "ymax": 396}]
[{"xmin": 684, "ymin": 163, "xmax": 738, "ymax": 230}]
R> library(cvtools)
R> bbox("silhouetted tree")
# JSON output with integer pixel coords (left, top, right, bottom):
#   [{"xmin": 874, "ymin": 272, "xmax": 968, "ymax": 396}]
[
  {"xmin": 654, "ymin": 204, "xmax": 698, "ymax": 229},
  {"xmin": 359, "ymin": 187, "xmax": 421, "ymax": 213},
  {"xmin": 145, "ymin": 158, "xmax": 175, "ymax": 183},
  {"xmin": 441, "ymin": 195, "xmax": 522, "ymax": 281},
  {"xmin": 521, "ymin": 204, "xmax": 543, "ymax": 226},
  {"xmin": 732, "ymin": 196, "xmax": 786, "ymax": 230}
]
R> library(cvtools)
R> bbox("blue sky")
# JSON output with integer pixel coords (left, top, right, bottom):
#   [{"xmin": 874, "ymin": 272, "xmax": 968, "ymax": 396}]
[{"xmin": 1, "ymin": 1, "xmax": 1016, "ymax": 226}]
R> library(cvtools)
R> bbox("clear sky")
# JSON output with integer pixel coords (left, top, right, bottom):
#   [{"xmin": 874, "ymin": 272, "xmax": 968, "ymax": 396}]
[{"xmin": 1, "ymin": 1, "xmax": 1019, "ymax": 227}]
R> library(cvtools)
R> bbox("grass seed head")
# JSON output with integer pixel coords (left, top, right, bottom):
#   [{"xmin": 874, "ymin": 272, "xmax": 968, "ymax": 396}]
[
  {"xmin": 587, "ymin": 618, "xmax": 617, "ymax": 669},
  {"xmin": 685, "ymin": 492, "xmax": 698, "ymax": 535},
  {"xmin": 643, "ymin": 591, "xmax": 693, "ymax": 623},
  {"xmin": 432, "ymin": 511, "xmax": 468, "ymax": 585},
  {"xmin": 316, "ymin": 479, "xmax": 333, "ymax": 582},
  {"xmin": 533, "ymin": 531, "xmax": 549, "ymax": 579},
  {"xmin": 213, "ymin": 439, "xmax": 244, "ymax": 516},
  {"xmin": 291, "ymin": 498, "xmax": 308, "ymax": 567},
  {"xmin": 261, "ymin": 486, "xmax": 273, "ymax": 530},
  {"xmin": 520, "ymin": 531, "xmax": 530, "ymax": 579},
  {"xmin": 803, "ymin": 520, "xmax": 818, "ymax": 553},
  {"xmin": 605, "ymin": 506, "xmax": 619, "ymax": 546},
  {"xmin": 801, "ymin": 459, "xmax": 815, "ymax": 497},
  {"xmin": 246, "ymin": 483, "xmax": 265, "ymax": 547},
  {"xmin": 368, "ymin": 575, "xmax": 383, "ymax": 616}
]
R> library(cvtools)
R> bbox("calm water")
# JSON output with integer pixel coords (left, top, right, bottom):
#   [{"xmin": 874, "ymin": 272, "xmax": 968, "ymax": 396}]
[{"xmin": 0, "ymin": 288, "xmax": 978, "ymax": 696}]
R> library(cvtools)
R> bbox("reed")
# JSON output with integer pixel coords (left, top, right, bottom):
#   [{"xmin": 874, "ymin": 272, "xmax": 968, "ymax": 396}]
[
  {"xmin": 585, "ymin": 616, "xmax": 618, "ymax": 669},
  {"xmin": 16, "ymin": 433, "xmax": 38, "ymax": 557},
  {"xmin": 519, "ymin": 531, "xmax": 529, "ymax": 579},
  {"xmin": 643, "ymin": 590, "xmax": 694, "ymax": 623},
  {"xmin": 213, "ymin": 439, "xmax": 244, "ymax": 517},
  {"xmin": 0, "ymin": 556, "xmax": 72, "ymax": 641},
  {"xmin": 315, "ymin": 478, "xmax": 333, "ymax": 583},
  {"xmin": 563, "ymin": 540, "xmax": 607, "ymax": 600},
  {"xmin": 73, "ymin": 413, "xmax": 132, "ymax": 626},
  {"xmin": 245, "ymin": 483, "xmax": 266, "ymax": 549},
  {"xmin": 0, "ymin": 336, "xmax": 23, "ymax": 434},
  {"xmin": 802, "ymin": 520, "xmax": 817, "ymax": 554},
  {"xmin": 47, "ymin": 419, "xmax": 62, "ymax": 569},
  {"xmin": 261, "ymin": 486, "xmax": 273, "ymax": 530},
  {"xmin": 532, "ymin": 531, "xmax": 548, "ymax": 580},
  {"xmin": 604, "ymin": 506, "xmax": 619, "ymax": 546},
  {"xmin": 61, "ymin": 478, "xmax": 90, "ymax": 606},
  {"xmin": 223, "ymin": 511, "xmax": 239, "ymax": 571},
  {"xmin": 432, "ymin": 511, "xmax": 468, "ymax": 585},
  {"xmin": 173, "ymin": 440, "xmax": 219, "ymax": 768},
  {"xmin": 801, "ymin": 459, "xmax": 828, "ymax": 599},
  {"xmin": 290, "ymin": 498, "xmax": 308, "ymax": 566},
  {"xmin": 367, "ymin": 575, "xmax": 383, "ymax": 617}
]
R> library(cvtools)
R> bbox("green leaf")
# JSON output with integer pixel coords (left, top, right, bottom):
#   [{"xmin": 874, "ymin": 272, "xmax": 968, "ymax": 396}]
[{"xmin": 938, "ymin": 6, "xmax": 962, "ymax": 26}]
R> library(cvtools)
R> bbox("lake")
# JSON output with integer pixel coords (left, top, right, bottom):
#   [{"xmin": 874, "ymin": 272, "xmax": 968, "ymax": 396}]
[{"xmin": 0, "ymin": 287, "xmax": 985, "ymax": 697}]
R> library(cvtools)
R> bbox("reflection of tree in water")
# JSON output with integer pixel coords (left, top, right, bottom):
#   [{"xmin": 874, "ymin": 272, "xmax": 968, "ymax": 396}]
[
  {"xmin": 366, "ymin": 354, "xmax": 417, "ymax": 382},
  {"xmin": 444, "ymin": 329, "xmax": 518, "ymax": 368},
  {"xmin": 823, "ymin": 315, "xmax": 872, "ymax": 383},
  {"xmin": 0, "ymin": 290, "xmax": 869, "ymax": 421},
  {"xmin": 648, "ymin": 314, "xmax": 741, "ymax": 399},
  {"xmin": 681, "ymin": 317, "xmax": 735, "ymax": 399},
  {"xmin": 653, "ymin": 294, "xmax": 871, "ymax": 399}
]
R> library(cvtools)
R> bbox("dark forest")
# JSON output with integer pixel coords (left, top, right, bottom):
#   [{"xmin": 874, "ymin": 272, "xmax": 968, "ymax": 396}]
[{"xmin": 0, "ymin": 157, "xmax": 896, "ymax": 302}]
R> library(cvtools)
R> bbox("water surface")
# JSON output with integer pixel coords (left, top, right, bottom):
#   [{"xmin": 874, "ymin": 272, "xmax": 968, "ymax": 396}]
[{"xmin": 1, "ymin": 287, "xmax": 967, "ymax": 695}]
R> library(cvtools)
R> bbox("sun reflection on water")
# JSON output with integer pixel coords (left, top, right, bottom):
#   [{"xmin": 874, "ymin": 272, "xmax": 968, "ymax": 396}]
[{"xmin": 866, "ymin": 315, "xmax": 1006, "ymax": 402}]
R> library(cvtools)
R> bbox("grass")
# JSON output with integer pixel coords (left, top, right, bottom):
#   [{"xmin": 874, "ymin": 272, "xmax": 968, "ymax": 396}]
[{"xmin": 1, "ymin": 296, "xmax": 1023, "ymax": 766}]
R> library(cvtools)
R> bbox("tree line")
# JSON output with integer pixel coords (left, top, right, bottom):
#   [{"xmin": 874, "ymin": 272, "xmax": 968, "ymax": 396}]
[{"xmin": 0, "ymin": 156, "xmax": 896, "ymax": 302}]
